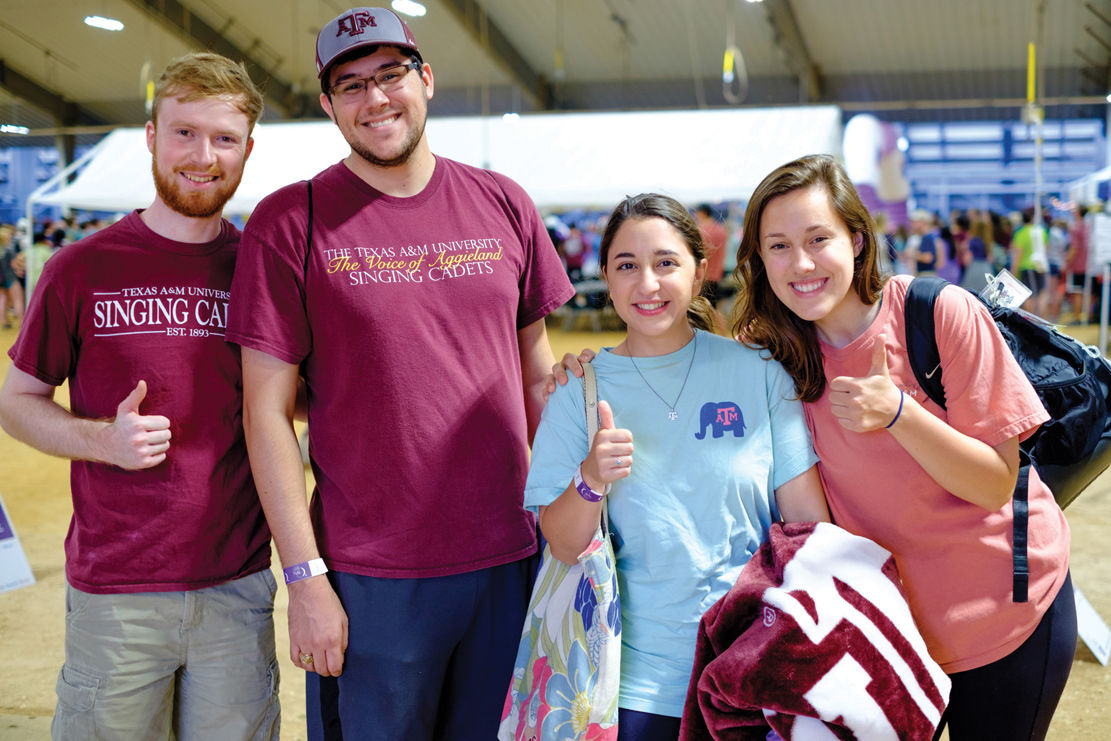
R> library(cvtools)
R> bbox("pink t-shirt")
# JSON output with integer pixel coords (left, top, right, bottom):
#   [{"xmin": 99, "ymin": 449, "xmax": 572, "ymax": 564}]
[
  {"xmin": 1067, "ymin": 221, "xmax": 1088, "ymax": 274},
  {"xmin": 700, "ymin": 220, "xmax": 727, "ymax": 282},
  {"xmin": 226, "ymin": 158, "xmax": 574, "ymax": 578},
  {"xmin": 805, "ymin": 275, "xmax": 1070, "ymax": 672},
  {"xmin": 9, "ymin": 212, "xmax": 270, "ymax": 594}
]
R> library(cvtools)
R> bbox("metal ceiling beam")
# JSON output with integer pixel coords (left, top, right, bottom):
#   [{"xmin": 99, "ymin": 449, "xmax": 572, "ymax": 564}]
[
  {"xmin": 122, "ymin": 0, "xmax": 320, "ymax": 118},
  {"xmin": 1083, "ymin": 2, "xmax": 1111, "ymax": 92},
  {"xmin": 439, "ymin": 0, "xmax": 552, "ymax": 110},
  {"xmin": 840, "ymin": 94, "xmax": 1107, "ymax": 112},
  {"xmin": 0, "ymin": 59, "xmax": 105, "ymax": 127},
  {"xmin": 0, "ymin": 59, "xmax": 105, "ymax": 167},
  {"xmin": 764, "ymin": 0, "xmax": 822, "ymax": 103}
]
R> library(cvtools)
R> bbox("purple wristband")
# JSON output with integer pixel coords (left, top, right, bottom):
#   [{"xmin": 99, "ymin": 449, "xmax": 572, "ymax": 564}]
[
  {"xmin": 282, "ymin": 558, "xmax": 328, "ymax": 584},
  {"xmin": 573, "ymin": 465, "xmax": 606, "ymax": 503}
]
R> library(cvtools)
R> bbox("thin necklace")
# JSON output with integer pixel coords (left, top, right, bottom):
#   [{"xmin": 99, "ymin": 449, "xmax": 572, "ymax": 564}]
[{"xmin": 628, "ymin": 332, "xmax": 698, "ymax": 421}]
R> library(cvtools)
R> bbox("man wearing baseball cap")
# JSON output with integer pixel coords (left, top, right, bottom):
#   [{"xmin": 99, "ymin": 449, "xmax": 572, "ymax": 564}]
[{"xmin": 226, "ymin": 6, "xmax": 574, "ymax": 739}]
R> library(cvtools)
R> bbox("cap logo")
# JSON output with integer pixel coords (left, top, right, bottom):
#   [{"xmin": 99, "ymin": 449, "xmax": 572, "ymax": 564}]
[{"xmin": 335, "ymin": 11, "xmax": 377, "ymax": 37}]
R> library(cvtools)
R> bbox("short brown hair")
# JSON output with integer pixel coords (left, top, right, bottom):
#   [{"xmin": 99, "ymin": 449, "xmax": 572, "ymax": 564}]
[
  {"xmin": 152, "ymin": 52, "xmax": 264, "ymax": 132},
  {"xmin": 733, "ymin": 154, "xmax": 885, "ymax": 402}
]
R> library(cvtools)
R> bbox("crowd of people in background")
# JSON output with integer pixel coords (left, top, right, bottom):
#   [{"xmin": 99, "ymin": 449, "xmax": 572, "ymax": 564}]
[
  {"xmin": 879, "ymin": 203, "xmax": 1097, "ymax": 324},
  {"xmin": 0, "ymin": 215, "xmax": 107, "ymax": 329},
  {"xmin": 543, "ymin": 198, "xmax": 1101, "ymax": 330},
  {"xmin": 4, "ymin": 199, "xmax": 1102, "ymax": 336}
]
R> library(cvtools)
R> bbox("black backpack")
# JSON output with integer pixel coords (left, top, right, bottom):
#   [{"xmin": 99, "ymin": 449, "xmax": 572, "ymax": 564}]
[{"xmin": 904, "ymin": 276, "xmax": 1111, "ymax": 601}]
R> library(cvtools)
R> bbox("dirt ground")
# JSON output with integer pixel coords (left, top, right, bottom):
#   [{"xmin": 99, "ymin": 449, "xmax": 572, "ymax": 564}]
[{"xmin": 0, "ymin": 322, "xmax": 1108, "ymax": 739}]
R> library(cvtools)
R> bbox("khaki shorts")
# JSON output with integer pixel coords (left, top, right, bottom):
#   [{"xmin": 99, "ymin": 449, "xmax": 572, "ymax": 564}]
[{"xmin": 52, "ymin": 569, "xmax": 280, "ymax": 741}]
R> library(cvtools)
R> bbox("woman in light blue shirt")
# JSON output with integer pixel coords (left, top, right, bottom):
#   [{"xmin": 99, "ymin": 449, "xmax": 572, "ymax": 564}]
[{"xmin": 528, "ymin": 193, "xmax": 829, "ymax": 740}]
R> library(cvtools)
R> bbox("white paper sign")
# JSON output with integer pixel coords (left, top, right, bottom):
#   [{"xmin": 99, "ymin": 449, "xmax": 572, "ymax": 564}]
[
  {"xmin": 1089, "ymin": 212, "xmax": 1111, "ymax": 267},
  {"xmin": 0, "ymin": 491, "xmax": 35, "ymax": 594},
  {"xmin": 1074, "ymin": 585, "xmax": 1111, "ymax": 666}
]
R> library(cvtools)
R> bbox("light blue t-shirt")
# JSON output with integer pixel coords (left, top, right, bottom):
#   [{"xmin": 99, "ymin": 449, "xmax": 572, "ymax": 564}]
[{"xmin": 524, "ymin": 330, "xmax": 819, "ymax": 717}]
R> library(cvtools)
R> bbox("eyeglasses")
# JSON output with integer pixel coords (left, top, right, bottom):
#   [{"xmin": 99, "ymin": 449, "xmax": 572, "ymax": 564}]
[{"xmin": 329, "ymin": 61, "xmax": 422, "ymax": 98}]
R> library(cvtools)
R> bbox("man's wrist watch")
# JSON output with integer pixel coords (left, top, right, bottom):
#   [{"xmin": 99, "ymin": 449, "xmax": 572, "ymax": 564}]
[{"xmin": 573, "ymin": 464, "xmax": 608, "ymax": 503}]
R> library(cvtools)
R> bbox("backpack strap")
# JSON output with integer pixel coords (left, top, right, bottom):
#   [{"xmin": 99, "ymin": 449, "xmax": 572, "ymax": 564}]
[
  {"xmin": 1012, "ymin": 451, "xmax": 1030, "ymax": 602},
  {"xmin": 903, "ymin": 276, "xmax": 948, "ymax": 409}
]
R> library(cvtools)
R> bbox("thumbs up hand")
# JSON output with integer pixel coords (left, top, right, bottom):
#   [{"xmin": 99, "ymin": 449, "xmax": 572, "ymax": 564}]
[
  {"xmin": 828, "ymin": 335, "xmax": 904, "ymax": 433},
  {"xmin": 581, "ymin": 399, "xmax": 634, "ymax": 494},
  {"xmin": 103, "ymin": 380, "xmax": 173, "ymax": 470}
]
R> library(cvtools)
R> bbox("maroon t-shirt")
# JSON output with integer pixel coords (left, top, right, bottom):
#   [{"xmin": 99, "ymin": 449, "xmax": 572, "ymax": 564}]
[
  {"xmin": 227, "ymin": 158, "xmax": 574, "ymax": 578},
  {"xmin": 9, "ymin": 212, "xmax": 270, "ymax": 593}
]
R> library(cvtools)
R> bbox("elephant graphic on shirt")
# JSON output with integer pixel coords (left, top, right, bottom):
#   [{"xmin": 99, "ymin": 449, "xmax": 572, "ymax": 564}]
[{"xmin": 694, "ymin": 401, "xmax": 745, "ymax": 439}]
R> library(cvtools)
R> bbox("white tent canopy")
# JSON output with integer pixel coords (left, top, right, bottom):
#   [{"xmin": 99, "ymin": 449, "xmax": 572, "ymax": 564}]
[{"xmin": 30, "ymin": 106, "xmax": 842, "ymax": 216}]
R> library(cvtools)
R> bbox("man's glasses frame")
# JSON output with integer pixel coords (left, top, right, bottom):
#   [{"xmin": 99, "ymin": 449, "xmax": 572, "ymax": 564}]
[{"xmin": 329, "ymin": 61, "xmax": 422, "ymax": 98}]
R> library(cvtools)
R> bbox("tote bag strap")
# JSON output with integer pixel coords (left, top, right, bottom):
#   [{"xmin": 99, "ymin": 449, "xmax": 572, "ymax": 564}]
[
  {"xmin": 582, "ymin": 361, "xmax": 599, "ymax": 444},
  {"xmin": 580, "ymin": 362, "xmax": 610, "ymax": 533}
]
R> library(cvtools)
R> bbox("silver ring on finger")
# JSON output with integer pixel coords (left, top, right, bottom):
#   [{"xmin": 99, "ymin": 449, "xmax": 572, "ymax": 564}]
[{"xmin": 616, "ymin": 457, "xmax": 623, "ymax": 466}]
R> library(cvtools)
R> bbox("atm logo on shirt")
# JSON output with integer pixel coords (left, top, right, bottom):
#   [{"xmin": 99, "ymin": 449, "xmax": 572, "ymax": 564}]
[{"xmin": 694, "ymin": 401, "xmax": 745, "ymax": 440}]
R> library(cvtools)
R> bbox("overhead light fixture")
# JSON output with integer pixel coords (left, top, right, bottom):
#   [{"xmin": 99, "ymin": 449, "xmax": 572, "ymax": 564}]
[
  {"xmin": 1, "ymin": 124, "xmax": 31, "ymax": 135},
  {"xmin": 84, "ymin": 15, "xmax": 125, "ymax": 31},
  {"xmin": 390, "ymin": 1, "xmax": 426, "ymax": 17}
]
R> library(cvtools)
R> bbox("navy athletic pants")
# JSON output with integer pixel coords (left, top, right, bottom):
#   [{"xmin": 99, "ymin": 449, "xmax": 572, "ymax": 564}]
[
  {"xmin": 617, "ymin": 708, "xmax": 681, "ymax": 740},
  {"xmin": 934, "ymin": 571, "xmax": 1077, "ymax": 741},
  {"xmin": 306, "ymin": 554, "xmax": 537, "ymax": 741}
]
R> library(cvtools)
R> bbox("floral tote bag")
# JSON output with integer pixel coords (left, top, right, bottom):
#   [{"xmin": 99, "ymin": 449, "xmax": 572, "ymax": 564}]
[{"xmin": 498, "ymin": 362, "xmax": 621, "ymax": 741}]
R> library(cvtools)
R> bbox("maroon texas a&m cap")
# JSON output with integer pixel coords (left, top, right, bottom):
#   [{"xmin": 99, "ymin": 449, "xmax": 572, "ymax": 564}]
[{"xmin": 316, "ymin": 7, "xmax": 421, "ymax": 79}]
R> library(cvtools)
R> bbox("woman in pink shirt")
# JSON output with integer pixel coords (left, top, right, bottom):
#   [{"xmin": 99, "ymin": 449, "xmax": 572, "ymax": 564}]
[{"xmin": 733, "ymin": 154, "xmax": 1074, "ymax": 741}]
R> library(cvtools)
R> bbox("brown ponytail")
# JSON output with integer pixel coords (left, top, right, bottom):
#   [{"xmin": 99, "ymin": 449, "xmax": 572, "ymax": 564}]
[{"xmin": 687, "ymin": 294, "xmax": 719, "ymax": 334}]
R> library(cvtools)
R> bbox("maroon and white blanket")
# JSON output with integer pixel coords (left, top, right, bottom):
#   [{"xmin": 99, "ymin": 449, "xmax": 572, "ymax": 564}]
[{"xmin": 679, "ymin": 522, "xmax": 950, "ymax": 741}]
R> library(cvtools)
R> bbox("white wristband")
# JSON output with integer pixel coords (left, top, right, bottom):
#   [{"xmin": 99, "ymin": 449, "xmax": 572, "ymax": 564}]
[{"xmin": 282, "ymin": 558, "xmax": 328, "ymax": 584}]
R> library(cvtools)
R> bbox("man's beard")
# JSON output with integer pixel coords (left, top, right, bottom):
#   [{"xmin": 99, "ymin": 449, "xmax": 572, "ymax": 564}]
[
  {"xmin": 151, "ymin": 145, "xmax": 243, "ymax": 218},
  {"xmin": 347, "ymin": 116, "xmax": 426, "ymax": 169}
]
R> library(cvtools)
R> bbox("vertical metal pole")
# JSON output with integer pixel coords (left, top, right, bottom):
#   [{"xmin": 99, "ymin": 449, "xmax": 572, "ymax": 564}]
[{"xmin": 1101, "ymin": 263, "xmax": 1109, "ymax": 355}]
